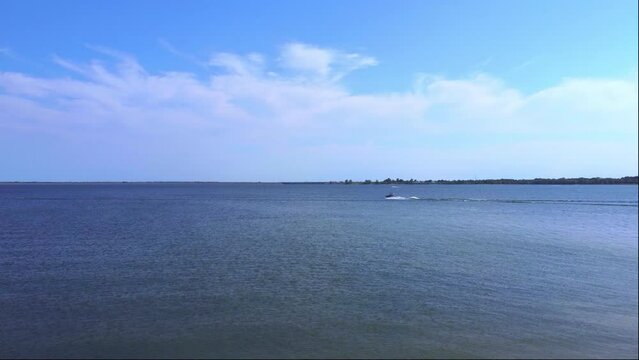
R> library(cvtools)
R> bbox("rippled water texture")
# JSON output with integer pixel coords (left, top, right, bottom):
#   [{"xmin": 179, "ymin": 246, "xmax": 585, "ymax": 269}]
[{"xmin": 1, "ymin": 183, "xmax": 637, "ymax": 358}]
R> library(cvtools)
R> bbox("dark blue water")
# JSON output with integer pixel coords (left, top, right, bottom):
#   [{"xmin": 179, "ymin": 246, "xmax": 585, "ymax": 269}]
[{"xmin": 1, "ymin": 184, "xmax": 637, "ymax": 358}]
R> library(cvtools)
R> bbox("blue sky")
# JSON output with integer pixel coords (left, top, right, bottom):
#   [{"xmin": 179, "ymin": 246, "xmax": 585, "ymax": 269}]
[{"xmin": 1, "ymin": 0, "xmax": 637, "ymax": 181}]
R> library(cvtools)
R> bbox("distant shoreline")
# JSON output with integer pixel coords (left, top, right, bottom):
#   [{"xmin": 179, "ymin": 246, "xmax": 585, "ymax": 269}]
[
  {"xmin": 1, "ymin": 176, "xmax": 637, "ymax": 185},
  {"xmin": 308, "ymin": 176, "xmax": 639, "ymax": 185}
]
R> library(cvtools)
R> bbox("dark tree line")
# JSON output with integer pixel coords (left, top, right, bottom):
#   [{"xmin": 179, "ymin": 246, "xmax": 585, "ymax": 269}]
[{"xmin": 335, "ymin": 176, "xmax": 638, "ymax": 185}]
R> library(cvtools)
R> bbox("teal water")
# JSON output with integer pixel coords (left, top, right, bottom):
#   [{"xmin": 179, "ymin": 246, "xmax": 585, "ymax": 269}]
[{"xmin": 1, "ymin": 184, "xmax": 637, "ymax": 358}]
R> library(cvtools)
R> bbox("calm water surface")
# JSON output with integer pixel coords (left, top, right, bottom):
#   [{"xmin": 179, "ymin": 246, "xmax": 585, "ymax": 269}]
[{"xmin": 1, "ymin": 184, "xmax": 637, "ymax": 358}]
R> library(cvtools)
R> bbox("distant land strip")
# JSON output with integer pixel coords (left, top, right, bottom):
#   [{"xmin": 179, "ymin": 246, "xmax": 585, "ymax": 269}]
[
  {"xmin": 1, "ymin": 176, "xmax": 637, "ymax": 185},
  {"xmin": 284, "ymin": 176, "xmax": 639, "ymax": 185}
]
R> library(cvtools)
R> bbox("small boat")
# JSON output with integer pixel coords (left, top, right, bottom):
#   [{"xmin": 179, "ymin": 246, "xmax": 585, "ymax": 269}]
[{"xmin": 385, "ymin": 192, "xmax": 395, "ymax": 198}]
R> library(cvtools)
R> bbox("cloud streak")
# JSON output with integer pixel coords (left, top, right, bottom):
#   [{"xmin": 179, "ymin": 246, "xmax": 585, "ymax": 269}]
[
  {"xmin": 278, "ymin": 42, "xmax": 378, "ymax": 82},
  {"xmin": 0, "ymin": 43, "xmax": 637, "ymax": 181}
]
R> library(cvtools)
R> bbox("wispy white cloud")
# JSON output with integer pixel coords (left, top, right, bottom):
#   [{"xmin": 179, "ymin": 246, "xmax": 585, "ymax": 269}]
[
  {"xmin": 472, "ymin": 56, "xmax": 493, "ymax": 70},
  {"xmin": 510, "ymin": 57, "xmax": 538, "ymax": 73},
  {"xmin": 0, "ymin": 47, "xmax": 23, "ymax": 62},
  {"xmin": 278, "ymin": 42, "xmax": 378, "ymax": 82},
  {"xmin": 209, "ymin": 52, "xmax": 265, "ymax": 77},
  {"xmin": 157, "ymin": 38, "xmax": 208, "ymax": 68},
  {"xmin": 0, "ymin": 43, "xmax": 636, "ymax": 180}
]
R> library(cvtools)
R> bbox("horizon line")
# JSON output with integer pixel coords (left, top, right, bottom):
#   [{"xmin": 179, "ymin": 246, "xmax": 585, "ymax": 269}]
[{"xmin": 1, "ymin": 175, "xmax": 637, "ymax": 184}]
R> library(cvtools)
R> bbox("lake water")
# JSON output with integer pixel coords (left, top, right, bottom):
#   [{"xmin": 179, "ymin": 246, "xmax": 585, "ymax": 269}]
[{"xmin": 1, "ymin": 183, "xmax": 637, "ymax": 358}]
